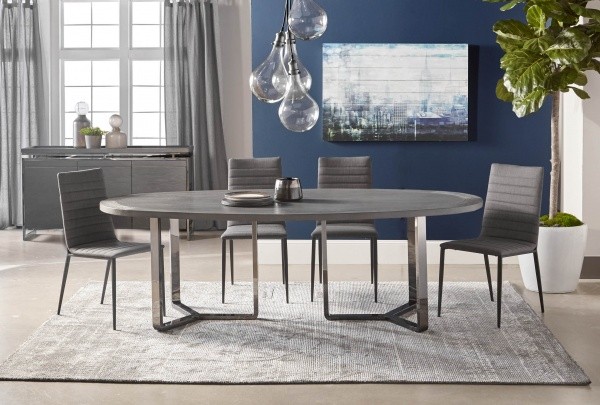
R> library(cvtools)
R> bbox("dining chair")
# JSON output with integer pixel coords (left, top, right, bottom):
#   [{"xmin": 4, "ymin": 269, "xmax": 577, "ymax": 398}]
[
  {"xmin": 56, "ymin": 168, "xmax": 164, "ymax": 330},
  {"xmin": 438, "ymin": 163, "xmax": 545, "ymax": 328},
  {"xmin": 310, "ymin": 156, "xmax": 378, "ymax": 302},
  {"xmin": 221, "ymin": 157, "xmax": 289, "ymax": 303}
]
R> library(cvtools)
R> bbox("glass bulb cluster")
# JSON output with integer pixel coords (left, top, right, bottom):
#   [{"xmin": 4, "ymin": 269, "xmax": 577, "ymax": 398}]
[{"xmin": 249, "ymin": 0, "xmax": 327, "ymax": 132}]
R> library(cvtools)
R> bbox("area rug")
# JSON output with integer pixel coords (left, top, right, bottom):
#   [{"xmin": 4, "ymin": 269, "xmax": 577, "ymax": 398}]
[{"xmin": 0, "ymin": 281, "xmax": 590, "ymax": 385}]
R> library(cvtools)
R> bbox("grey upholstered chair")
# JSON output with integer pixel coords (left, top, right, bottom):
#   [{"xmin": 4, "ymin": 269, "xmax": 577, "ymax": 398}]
[
  {"xmin": 56, "ymin": 168, "xmax": 163, "ymax": 330},
  {"xmin": 438, "ymin": 163, "xmax": 545, "ymax": 328},
  {"xmin": 310, "ymin": 156, "xmax": 378, "ymax": 302},
  {"xmin": 221, "ymin": 157, "xmax": 289, "ymax": 303}
]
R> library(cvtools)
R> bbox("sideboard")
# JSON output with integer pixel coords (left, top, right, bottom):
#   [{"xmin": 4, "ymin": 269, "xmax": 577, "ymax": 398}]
[{"xmin": 21, "ymin": 146, "xmax": 193, "ymax": 241}]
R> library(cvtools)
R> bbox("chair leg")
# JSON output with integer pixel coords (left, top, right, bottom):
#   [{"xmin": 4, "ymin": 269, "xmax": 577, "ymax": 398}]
[
  {"xmin": 282, "ymin": 238, "xmax": 289, "ymax": 303},
  {"xmin": 221, "ymin": 239, "xmax": 226, "ymax": 303},
  {"xmin": 533, "ymin": 251, "xmax": 545, "ymax": 313},
  {"xmin": 229, "ymin": 239, "xmax": 234, "ymax": 285},
  {"xmin": 484, "ymin": 254, "xmax": 494, "ymax": 301},
  {"xmin": 57, "ymin": 254, "xmax": 72, "ymax": 315},
  {"xmin": 373, "ymin": 238, "xmax": 378, "ymax": 303},
  {"xmin": 159, "ymin": 246, "xmax": 166, "ymax": 317},
  {"xmin": 497, "ymin": 256, "xmax": 503, "ymax": 328},
  {"xmin": 318, "ymin": 237, "xmax": 323, "ymax": 284},
  {"xmin": 370, "ymin": 238, "xmax": 374, "ymax": 285},
  {"xmin": 111, "ymin": 258, "xmax": 117, "ymax": 331},
  {"xmin": 281, "ymin": 238, "xmax": 286, "ymax": 285},
  {"xmin": 437, "ymin": 248, "xmax": 445, "ymax": 317},
  {"xmin": 100, "ymin": 259, "xmax": 111, "ymax": 304},
  {"xmin": 310, "ymin": 237, "xmax": 316, "ymax": 302}
]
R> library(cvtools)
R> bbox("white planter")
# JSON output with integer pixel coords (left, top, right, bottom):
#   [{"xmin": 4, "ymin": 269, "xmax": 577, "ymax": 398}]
[
  {"xmin": 518, "ymin": 224, "xmax": 588, "ymax": 293},
  {"xmin": 85, "ymin": 135, "xmax": 102, "ymax": 149}
]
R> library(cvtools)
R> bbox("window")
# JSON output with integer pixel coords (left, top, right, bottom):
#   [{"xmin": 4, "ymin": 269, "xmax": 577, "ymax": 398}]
[{"xmin": 57, "ymin": 0, "xmax": 165, "ymax": 146}]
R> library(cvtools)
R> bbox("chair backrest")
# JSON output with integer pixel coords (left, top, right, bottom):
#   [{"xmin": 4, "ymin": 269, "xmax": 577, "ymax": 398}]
[
  {"xmin": 481, "ymin": 163, "xmax": 544, "ymax": 244},
  {"xmin": 227, "ymin": 157, "xmax": 282, "ymax": 227},
  {"xmin": 317, "ymin": 156, "xmax": 372, "ymax": 189},
  {"xmin": 57, "ymin": 168, "xmax": 117, "ymax": 250}
]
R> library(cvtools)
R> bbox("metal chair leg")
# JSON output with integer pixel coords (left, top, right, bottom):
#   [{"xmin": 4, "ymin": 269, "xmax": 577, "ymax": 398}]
[
  {"xmin": 370, "ymin": 238, "xmax": 374, "ymax": 284},
  {"xmin": 437, "ymin": 248, "xmax": 445, "ymax": 317},
  {"xmin": 221, "ymin": 238, "xmax": 226, "ymax": 303},
  {"xmin": 533, "ymin": 251, "xmax": 545, "ymax": 313},
  {"xmin": 310, "ymin": 237, "xmax": 316, "ymax": 302},
  {"xmin": 318, "ymin": 237, "xmax": 323, "ymax": 284},
  {"xmin": 281, "ymin": 238, "xmax": 286, "ymax": 285},
  {"xmin": 484, "ymin": 254, "xmax": 494, "ymax": 301},
  {"xmin": 373, "ymin": 238, "xmax": 378, "ymax": 303},
  {"xmin": 497, "ymin": 256, "xmax": 503, "ymax": 328},
  {"xmin": 229, "ymin": 239, "xmax": 234, "ymax": 285},
  {"xmin": 57, "ymin": 254, "xmax": 72, "ymax": 315},
  {"xmin": 282, "ymin": 238, "xmax": 289, "ymax": 303},
  {"xmin": 111, "ymin": 258, "xmax": 117, "ymax": 331},
  {"xmin": 100, "ymin": 259, "xmax": 111, "ymax": 304}
]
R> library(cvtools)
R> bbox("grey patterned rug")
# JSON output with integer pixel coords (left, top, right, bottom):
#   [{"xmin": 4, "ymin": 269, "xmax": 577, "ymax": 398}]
[{"xmin": 0, "ymin": 281, "xmax": 590, "ymax": 385}]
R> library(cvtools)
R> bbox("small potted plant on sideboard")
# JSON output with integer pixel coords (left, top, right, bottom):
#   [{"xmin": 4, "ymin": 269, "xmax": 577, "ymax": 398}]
[{"xmin": 80, "ymin": 127, "xmax": 106, "ymax": 149}]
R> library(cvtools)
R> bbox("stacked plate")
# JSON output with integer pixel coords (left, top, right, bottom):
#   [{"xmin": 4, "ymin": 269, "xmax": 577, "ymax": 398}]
[{"xmin": 221, "ymin": 191, "xmax": 274, "ymax": 207}]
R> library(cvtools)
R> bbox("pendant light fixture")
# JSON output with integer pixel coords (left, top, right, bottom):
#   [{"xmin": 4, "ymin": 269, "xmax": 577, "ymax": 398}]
[{"xmin": 249, "ymin": 0, "xmax": 327, "ymax": 132}]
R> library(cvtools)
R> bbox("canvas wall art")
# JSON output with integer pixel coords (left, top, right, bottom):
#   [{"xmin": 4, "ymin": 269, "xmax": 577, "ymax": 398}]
[{"xmin": 322, "ymin": 43, "xmax": 470, "ymax": 142}]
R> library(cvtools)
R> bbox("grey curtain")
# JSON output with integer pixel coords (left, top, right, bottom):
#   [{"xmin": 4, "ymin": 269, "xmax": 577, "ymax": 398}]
[
  {"xmin": 164, "ymin": 0, "xmax": 228, "ymax": 195},
  {"xmin": 0, "ymin": 0, "xmax": 44, "ymax": 229}
]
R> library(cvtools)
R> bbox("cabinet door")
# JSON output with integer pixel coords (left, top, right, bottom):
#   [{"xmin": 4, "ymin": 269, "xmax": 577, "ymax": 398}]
[
  {"xmin": 77, "ymin": 160, "xmax": 132, "ymax": 229},
  {"xmin": 23, "ymin": 160, "xmax": 78, "ymax": 230},
  {"xmin": 132, "ymin": 160, "xmax": 188, "ymax": 229}
]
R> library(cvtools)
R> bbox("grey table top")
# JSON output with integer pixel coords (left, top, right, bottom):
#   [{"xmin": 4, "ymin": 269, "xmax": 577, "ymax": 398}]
[{"xmin": 100, "ymin": 189, "xmax": 483, "ymax": 222}]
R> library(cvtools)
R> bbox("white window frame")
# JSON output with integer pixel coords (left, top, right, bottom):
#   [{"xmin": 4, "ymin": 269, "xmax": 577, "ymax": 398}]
[{"xmin": 51, "ymin": 0, "xmax": 164, "ymax": 146}]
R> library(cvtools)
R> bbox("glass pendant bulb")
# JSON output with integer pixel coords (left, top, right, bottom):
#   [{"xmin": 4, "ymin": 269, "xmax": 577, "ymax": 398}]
[
  {"xmin": 288, "ymin": 0, "xmax": 328, "ymax": 40},
  {"xmin": 283, "ymin": 32, "xmax": 312, "ymax": 91},
  {"xmin": 278, "ymin": 60, "xmax": 319, "ymax": 132},
  {"xmin": 249, "ymin": 32, "xmax": 288, "ymax": 103}
]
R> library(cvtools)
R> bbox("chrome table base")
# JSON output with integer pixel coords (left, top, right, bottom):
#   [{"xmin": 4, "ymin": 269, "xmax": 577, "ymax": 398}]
[{"xmin": 149, "ymin": 217, "xmax": 428, "ymax": 333}]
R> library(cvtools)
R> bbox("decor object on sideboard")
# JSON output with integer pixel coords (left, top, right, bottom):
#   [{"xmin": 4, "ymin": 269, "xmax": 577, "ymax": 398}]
[
  {"xmin": 105, "ymin": 114, "xmax": 127, "ymax": 149},
  {"xmin": 73, "ymin": 102, "xmax": 91, "ymax": 148},
  {"xmin": 322, "ymin": 43, "xmax": 470, "ymax": 142},
  {"xmin": 249, "ymin": 0, "xmax": 324, "ymax": 132},
  {"xmin": 485, "ymin": 0, "xmax": 597, "ymax": 293},
  {"xmin": 80, "ymin": 127, "xmax": 106, "ymax": 149}
]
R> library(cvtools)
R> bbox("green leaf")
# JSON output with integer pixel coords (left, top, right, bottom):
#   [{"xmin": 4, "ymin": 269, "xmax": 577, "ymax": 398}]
[
  {"xmin": 523, "ymin": 34, "xmax": 554, "ymax": 52},
  {"xmin": 583, "ymin": 58, "xmax": 600, "ymax": 73},
  {"xmin": 570, "ymin": 86, "xmax": 591, "ymax": 99},
  {"xmin": 570, "ymin": 4, "xmax": 600, "ymax": 22},
  {"xmin": 493, "ymin": 19, "xmax": 535, "ymax": 41},
  {"xmin": 529, "ymin": 0, "xmax": 578, "ymax": 26},
  {"xmin": 573, "ymin": 71, "xmax": 588, "ymax": 86},
  {"xmin": 527, "ymin": 5, "xmax": 547, "ymax": 35},
  {"xmin": 496, "ymin": 78, "xmax": 514, "ymax": 102},
  {"xmin": 545, "ymin": 27, "xmax": 592, "ymax": 64},
  {"xmin": 501, "ymin": 0, "xmax": 522, "ymax": 11},
  {"xmin": 512, "ymin": 89, "xmax": 547, "ymax": 117},
  {"xmin": 501, "ymin": 50, "xmax": 551, "ymax": 96}
]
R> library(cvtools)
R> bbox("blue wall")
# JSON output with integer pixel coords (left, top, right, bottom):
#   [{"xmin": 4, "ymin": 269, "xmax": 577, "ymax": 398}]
[{"xmin": 251, "ymin": 0, "xmax": 551, "ymax": 240}]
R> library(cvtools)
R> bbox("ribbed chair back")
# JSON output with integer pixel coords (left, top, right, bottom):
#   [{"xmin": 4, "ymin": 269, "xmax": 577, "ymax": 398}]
[
  {"xmin": 227, "ymin": 157, "xmax": 282, "ymax": 226},
  {"xmin": 318, "ymin": 156, "xmax": 372, "ymax": 189},
  {"xmin": 57, "ymin": 169, "xmax": 117, "ymax": 250},
  {"xmin": 480, "ymin": 163, "xmax": 544, "ymax": 244}
]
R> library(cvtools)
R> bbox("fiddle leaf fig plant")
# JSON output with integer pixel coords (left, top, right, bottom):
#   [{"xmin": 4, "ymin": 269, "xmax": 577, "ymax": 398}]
[{"xmin": 485, "ymin": 0, "xmax": 600, "ymax": 222}]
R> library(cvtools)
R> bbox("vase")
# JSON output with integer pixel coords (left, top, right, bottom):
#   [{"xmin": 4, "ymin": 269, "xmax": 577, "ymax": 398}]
[
  {"xmin": 85, "ymin": 135, "xmax": 102, "ymax": 149},
  {"xmin": 73, "ymin": 114, "xmax": 90, "ymax": 148},
  {"xmin": 106, "ymin": 131, "xmax": 127, "ymax": 148}
]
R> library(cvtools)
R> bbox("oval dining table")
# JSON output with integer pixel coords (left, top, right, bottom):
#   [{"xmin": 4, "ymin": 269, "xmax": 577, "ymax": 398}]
[{"xmin": 100, "ymin": 188, "xmax": 482, "ymax": 333}]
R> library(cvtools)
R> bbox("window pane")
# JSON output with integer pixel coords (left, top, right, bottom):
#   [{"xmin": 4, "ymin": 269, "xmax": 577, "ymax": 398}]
[
  {"xmin": 64, "ymin": 113, "xmax": 78, "ymax": 146},
  {"xmin": 64, "ymin": 2, "xmax": 91, "ymax": 25},
  {"xmin": 132, "ymin": 113, "xmax": 160, "ymax": 139},
  {"xmin": 64, "ymin": 87, "xmax": 92, "ymax": 113},
  {"xmin": 92, "ymin": 2, "xmax": 119, "ymax": 24},
  {"xmin": 132, "ymin": 25, "xmax": 160, "ymax": 48},
  {"xmin": 132, "ymin": 2, "xmax": 161, "ymax": 24},
  {"xmin": 64, "ymin": 26, "xmax": 92, "ymax": 48},
  {"xmin": 92, "ymin": 25, "xmax": 119, "ymax": 48},
  {"xmin": 160, "ymin": 87, "xmax": 164, "ymax": 111},
  {"xmin": 92, "ymin": 87, "xmax": 120, "ymax": 111},
  {"xmin": 132, "ymin": 60, "xmax": 161, "ymax": 86},
  {"xmin": 91, "ymin": 112, "xmax": 117, "ymax": 131},
  {"xmin": 133, "ymin": 87, "xmax": 160, "ymax": 112},
  {"xmin": 93, "ymin": 61, "xmax": 119, "ymax": 86},
  {"xmin": 64, "ymin": 61, "xmax": 91, "ymax": 86}
]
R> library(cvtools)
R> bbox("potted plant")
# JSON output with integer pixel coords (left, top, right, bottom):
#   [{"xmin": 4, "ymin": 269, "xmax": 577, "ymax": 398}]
[
  {"xmin": 80, "ymin": 126, "xmax": 106, "ymax": 149},
  {"xmin": 484, "ymin": 0, "xmax": 596, "ymax": 292}
]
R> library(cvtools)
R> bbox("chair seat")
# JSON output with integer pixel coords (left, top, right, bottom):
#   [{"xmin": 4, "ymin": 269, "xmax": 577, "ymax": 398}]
[
  {"xmin": 441, "ymin": 237, "xmax": 537, "ymax": 257},
  {"xmin": 311, "ymin": 223, "xmax": 378, "ymax": 238},
  {"xmin": 221, "ymin": 224, "xmax": 287, "ymax": 239},
  {"xmin": 69, "ymin": 240, "xmax": 151, "ymax": 259}
]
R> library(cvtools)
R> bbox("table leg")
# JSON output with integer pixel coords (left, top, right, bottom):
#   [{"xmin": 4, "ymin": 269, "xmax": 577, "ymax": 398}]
[
  {"xmin": 151, "ymin": 218, "xmax": 165, "ymax": 329},
  {"xmin": 170, "ymin": 219, "xmax": 181, "ymax": 303},
  {"xmin": 321, "ymin": 216, "xmax": 429, "ymax": 332}
]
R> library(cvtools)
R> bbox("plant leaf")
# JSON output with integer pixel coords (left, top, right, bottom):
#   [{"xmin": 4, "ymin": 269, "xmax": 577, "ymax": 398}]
[
  {"xmin": 523, "ymin": 34, "xmax": 554, "ymax": 52},
  {"xmin": 493, "ymin": 19, "xmax": 535, "ymax": 41},
  {"xmin": 501, "ymin": 0, "xmax": 522, "ymax": 11},
  {"xmin": 512, "ymin": 89, "xmax": 547, "ymax": 117},
  {"xmin": 501, "ymin": 50, "xmax": 551, "ymax": 96},
  {"xmin": 569, "ymin": 86, "xmax": 591, "ymax": 99},
  {"xmin": 573, "ymin": 71, "xmax": 588, "ymax": 86},
  {"xmin": 496, "ymin": 78, "xmax": 514, "ymax": 102},
  {"xmin": 569, "ymin": 3, "xmax": 600, "ymax": 23},
  {"xmin": 527, "ymin": 5, "xmax": 547, "ymax": 35},
  {"xmin": 545, "ymin": 27, "xmax": 593, "ymax": 64}
]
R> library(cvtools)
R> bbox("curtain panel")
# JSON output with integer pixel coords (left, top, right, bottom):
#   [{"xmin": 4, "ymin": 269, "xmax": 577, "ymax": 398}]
[
  {"xmin": 164, "ymin": 0, "xmax": 228, "ymax": 197},
  {"xmin": 0, "ymin": 0, "xmax": 44, "ymax": 229}
]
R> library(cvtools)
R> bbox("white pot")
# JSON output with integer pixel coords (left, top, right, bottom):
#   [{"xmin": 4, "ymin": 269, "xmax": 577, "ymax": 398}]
[
  {"xmin": 85, "ymin": 135, "xmax": 102, "ymax": 149},
  {"xmin": 518, "ymin": 224, "xmax": 588, "ymax": 293}
]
